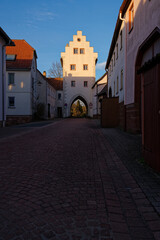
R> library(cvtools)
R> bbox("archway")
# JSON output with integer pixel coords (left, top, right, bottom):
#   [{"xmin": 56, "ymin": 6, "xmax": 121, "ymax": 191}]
[{"xmin": 70, "ymin": 96, "xmax": 88, "ymax": 117}]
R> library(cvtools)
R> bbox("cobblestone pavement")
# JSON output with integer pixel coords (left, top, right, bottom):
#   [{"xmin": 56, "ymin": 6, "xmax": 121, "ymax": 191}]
[{"xmin": 0, "ymin": 119, "xmax": 160, "ymax": 240}]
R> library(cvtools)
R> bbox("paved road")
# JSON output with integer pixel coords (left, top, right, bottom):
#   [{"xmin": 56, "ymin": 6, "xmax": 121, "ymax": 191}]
[{"xmin": 0, "ymin": 119, "xmax": 160, "ymax": 240}]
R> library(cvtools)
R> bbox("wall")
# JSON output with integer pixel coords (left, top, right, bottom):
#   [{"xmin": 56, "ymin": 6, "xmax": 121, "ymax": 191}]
[
  {"xmin": 61, "ymin": 31, "xmax": 98, "ymax": 117},
  {"xmin": 107, "ymin": 20, "xmax": 125, "ymax": 103},
  {"xmin": 0, "ymin": 37, "xmax": 6, "ymax": 125},
  {"xmin": 125, "ymin": 0, "xmax": 160, "ymax": 105},
  {"xmin": 6, "ymin": 71, "xmax": 32, "ymax": 116}
]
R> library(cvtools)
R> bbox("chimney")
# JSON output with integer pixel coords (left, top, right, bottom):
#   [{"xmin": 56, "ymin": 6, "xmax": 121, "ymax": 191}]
[{"xmin": 43, "ymin": 71, "xmax": 46, "ymax": 77}]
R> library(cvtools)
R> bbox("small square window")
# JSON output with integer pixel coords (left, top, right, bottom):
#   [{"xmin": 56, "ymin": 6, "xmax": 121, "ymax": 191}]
[
  {"xmin": 70, "ymin": 64, "xmax": 76, "ymax": 70},
  {"xmin": 8, "ymin": 73, "xmax": 15, "ymax": 85},
  {"xmin": 84, "ymin": 81, "xmax": 88, "ymax": 87},
  {"xmin": 80, "ymin": 48, "xmax": 85, "ymax": 54},
  {"xmin": 83, "ymin": 64, "xmax": 88, "ymax": 70},
  {"xmin": 73, "ymin": 48, "xmax": 78, "ymax": 54},
  {"xmin": 8, "ymin": 96, "xmax": 15, "ymax": 107},
  {"xmin": 71, "ymin": 81, "xmax": 75, "ymax": 87}
]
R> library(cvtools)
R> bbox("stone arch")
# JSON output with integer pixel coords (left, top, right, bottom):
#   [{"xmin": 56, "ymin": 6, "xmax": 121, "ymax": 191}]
[{"xmin": 69, "ymin": 94, "xmax": 88, "ymax": 117}]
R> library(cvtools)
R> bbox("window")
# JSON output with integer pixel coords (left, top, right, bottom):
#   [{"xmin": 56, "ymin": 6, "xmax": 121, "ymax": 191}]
[
  {"xmin": 117, "ymin": 76, "xmax": 119, "ymax": 94},
  {"xmin": 73, "ymin": 48, "xmax": 78, "ymax": 54},
  {"xmin": 84, "ymin": 81, "xmax": 88, "ymax": 87},
  {"xmin": 77, "ymin": 38, "xmax": 81, "ymax": 42},
  {"xmin": 116, "ymin": 43, "xmax": 118, "ymax": 59},
  {"xmin": 71, "ymin": 81, "xmax": 75, "ymax": 87},
  {"xmin": 120, "ymin": 30, "xmax": 123, "ymax": 50},
  {"xmin": 83, "ymin": 64, "xmax": 88, "ymax": 70},
  {"xmin": 8, "ymin": 96, "xmax": 15, "ymax": 107},
  {"xmin": 58, "ymin": 93, "xmax": 61, "ymax": 100},
  {"xmin": 120, "ymin": 69, "xmax": 123, "ymax": 90},
  {"xmin": 8, "ymin": 73, "xmax": 15, "ymax": 85},
  {"xmin": 129, "ymin": 3, "xmax": 134, "ymax": 32},
  {"xmin": 80, "ymin": 48, "xmax": 85, "ymax": 54},
  {"xmin": 6, "ymin": 54, "xmax": 16, "ymax": 61},
  {"xmin": 70, "ymin": 64, "xmax": 76, "ymax": 70}
]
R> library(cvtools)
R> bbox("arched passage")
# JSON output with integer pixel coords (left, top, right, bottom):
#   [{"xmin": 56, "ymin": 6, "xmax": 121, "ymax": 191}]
[{"xmin": 70, "ymin": 95, "xmax": 88, "ymax": 117}]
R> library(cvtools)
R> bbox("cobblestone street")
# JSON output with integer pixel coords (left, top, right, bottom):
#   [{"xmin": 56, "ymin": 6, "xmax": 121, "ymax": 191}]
[{"xmin": 0, "ymin": 119, "xmax": 160, "ymax": 240}]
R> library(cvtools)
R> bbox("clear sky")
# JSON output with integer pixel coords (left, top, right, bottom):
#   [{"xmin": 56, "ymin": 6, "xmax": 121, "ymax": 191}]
[{"xmin": 1, "ymin": 0, "xmax": 123, "ymax": 80}]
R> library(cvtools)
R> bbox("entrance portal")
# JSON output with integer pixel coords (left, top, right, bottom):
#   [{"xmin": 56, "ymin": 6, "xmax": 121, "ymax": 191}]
[{"xmin": 70, "ymin": 96, "xmax": 88, "ymax": 117}]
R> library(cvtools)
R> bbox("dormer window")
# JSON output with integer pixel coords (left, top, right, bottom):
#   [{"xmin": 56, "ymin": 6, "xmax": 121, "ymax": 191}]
[{"xmin": 6, "ymin": 54, "xmax": 16, "ymax": 61}]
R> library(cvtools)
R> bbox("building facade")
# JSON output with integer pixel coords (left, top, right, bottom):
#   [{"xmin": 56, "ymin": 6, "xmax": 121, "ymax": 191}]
[
  {"xmin": 36, "ymin": 70, "xmax": 57, "ymax": 119},
  {"xmin": 105, "ymin": 0, "xmax": 160, "ymax": 171},
  {"xmin": 92, "ymin": 72, "xmax": 107, "ymax": 118},
  {"xmin": 0, "ymin": 27, "xmax": 14, "ymax": 127},
  {"xmin": 6, "ymin": 40, "xmax": 37, "ymax": 125},
  {"xmin": 61, "ymin": 31, "xmax": 98, "ymax": 117}
]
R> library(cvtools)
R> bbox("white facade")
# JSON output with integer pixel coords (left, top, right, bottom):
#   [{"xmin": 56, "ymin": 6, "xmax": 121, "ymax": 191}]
[
  {"xmin": 36, "ymin": 70, "xmax": 56, "ymax": 119},
  {"xmin": 61, "ymin": 31, "xmax": 98, "ymax": 117},
  {"xmin": 124, "ymin": 0, "xmax": 160, "ymax": 105},
  {"xmin": 107, "ymin": 20, "xmax": 125, "ymax": 103},
  {"xmin": 0, "ymin": 37, "xmax": 6, "ymax": 126},
  {"xmin": 6, "ymin": 60, "xmax": 37, "ymax": 118},
  {"xmin": 6, "ymin": 40, "xmax": 37, "ymax": 124},
  {"xmin": 0, "ymin": 28, "xmax": 14, "ymax": 127},
  {"xmin": 92, "ymin": 72, "xmax": 107, "ymax": 116}
]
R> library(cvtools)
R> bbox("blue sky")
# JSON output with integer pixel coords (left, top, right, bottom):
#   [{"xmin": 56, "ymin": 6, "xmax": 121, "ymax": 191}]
[{"xmin": 1, "ymin": 0, "xmax": 123, "ymax": 80}]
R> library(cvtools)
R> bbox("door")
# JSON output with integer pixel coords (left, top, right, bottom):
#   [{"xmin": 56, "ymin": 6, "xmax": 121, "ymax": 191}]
[{"xmin": 143, "ymin": 63, "xmax": 160, "ymax": 171}]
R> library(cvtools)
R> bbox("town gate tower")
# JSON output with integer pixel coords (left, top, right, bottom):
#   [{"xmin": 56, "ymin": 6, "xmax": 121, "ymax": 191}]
[{"xmin": 61, "ymin": 31, "xmax": 98, "ymax": 117}]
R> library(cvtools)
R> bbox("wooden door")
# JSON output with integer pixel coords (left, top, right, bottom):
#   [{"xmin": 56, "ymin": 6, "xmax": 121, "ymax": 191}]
[{"xmin": 143, "ymin": 63, "xmax": 160, "ymax": 171}]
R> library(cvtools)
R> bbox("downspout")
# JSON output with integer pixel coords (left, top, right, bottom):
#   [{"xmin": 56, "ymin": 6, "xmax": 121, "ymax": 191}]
[
  {"xmin": 2, "ymin": 45, "xmax": 5, "ymax": 127},
  {"xmin": 119, "ymin": 12, "xmax": 127, "ymax": 131}
]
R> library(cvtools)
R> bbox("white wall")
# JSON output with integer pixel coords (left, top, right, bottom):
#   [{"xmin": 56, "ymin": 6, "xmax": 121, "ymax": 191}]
[
  {"xmin": 0, "ymin": 38, "xmax": 6, "ymax": 122},
  {"xmin": 6, "ymin": 71, "xmax": 32, "ymax": 116},
  {"xmin": 125, "ymin": 0, "xmax": 160, "ymax": 104},
  {"xmin": 61, "ymin": 31, "xmax": 98, "ymax": 117},
  {"xmin": 107, "ymin": 20, "xmax": 125, "ymax": 103}
]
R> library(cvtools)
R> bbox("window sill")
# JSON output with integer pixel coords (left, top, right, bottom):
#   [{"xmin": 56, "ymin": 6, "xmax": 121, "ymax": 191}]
[{"xmin": 8, "ymin": 106, "xmax": 16, "ymax": 109}]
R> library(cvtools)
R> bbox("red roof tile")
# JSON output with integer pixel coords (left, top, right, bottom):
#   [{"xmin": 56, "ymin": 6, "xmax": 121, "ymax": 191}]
[
  {"xmin": 47, "ymin": 78, "xmax": 63, "ymax": 90},
  {"xmin": 6, "ymin": 39, "xmax": 37, "ymax": 70}
]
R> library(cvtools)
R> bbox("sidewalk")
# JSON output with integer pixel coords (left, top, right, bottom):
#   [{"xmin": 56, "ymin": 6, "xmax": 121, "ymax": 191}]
[{"xmin": 0, "ymin": 119, "xmax": 62, "ymax": 139}]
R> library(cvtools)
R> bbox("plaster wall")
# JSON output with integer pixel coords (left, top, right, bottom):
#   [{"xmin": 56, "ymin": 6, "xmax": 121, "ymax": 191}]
[
  {"xmin": 107, "ymin": 20, "xmax": 125, "ymax": 103},
  {"xmin": 6, "ymin": 71, "xmax": 32, "ymax": 115},
  {"xmin": 0, "ymin": 38, "xmax": 6, "ymax": 122},
  {"xmin": 125, "ymin": 0, "xmax": 160, "ymax": 104}
]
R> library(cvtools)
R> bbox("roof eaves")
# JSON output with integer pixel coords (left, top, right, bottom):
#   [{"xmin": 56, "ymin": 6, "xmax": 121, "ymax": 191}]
[{"xmin": 0, "ymin": 27, "xmax": 15, "ymax": 46}]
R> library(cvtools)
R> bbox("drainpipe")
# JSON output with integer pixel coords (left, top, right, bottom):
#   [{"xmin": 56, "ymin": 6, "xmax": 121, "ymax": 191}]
[
  {"xmin": 2, "ymin": 45, "xmax": 5, "ymax": 127},
  {"xmin": 119, "ymin": 11, "xmax": 127, "ymax": 131}
]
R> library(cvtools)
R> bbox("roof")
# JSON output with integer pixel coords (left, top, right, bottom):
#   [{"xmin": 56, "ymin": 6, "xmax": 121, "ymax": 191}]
[
  {"xmin": 97, "ymin": 84, "xmax": 108, "ymax": 97},
  {"xmin": 0, "ymin": 27, "xmax": 15, "ymax": 46},
  {"xmin": 46, "ymin": 78, "xmax": 63, "ymax": 90},
  {"xmin": 6, "ymin": 39, "xmax": 37, "ymax": 70},
  {"xmin": 92, "ymin": 72, "xmax": 107, "ymax": 89},
  {"xmin": 105, "ymin": 0, "xmax": 132, "ymax": 70}
]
